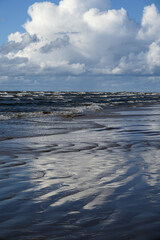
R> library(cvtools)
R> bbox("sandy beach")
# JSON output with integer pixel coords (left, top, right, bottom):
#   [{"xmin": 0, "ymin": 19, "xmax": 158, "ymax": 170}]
[{"xmin": 0, "ymin": 92, "xmax": 160, "ymax": 239}]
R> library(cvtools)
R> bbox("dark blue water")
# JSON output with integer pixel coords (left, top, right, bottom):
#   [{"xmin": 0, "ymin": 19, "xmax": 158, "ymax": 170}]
[
  {"xmin": 0, "ymin": 92, "xmax": 160, "ymax": 240},
  {"xmin": 0, "ymin": 91, "xmax": 160, "ymax": 120}
]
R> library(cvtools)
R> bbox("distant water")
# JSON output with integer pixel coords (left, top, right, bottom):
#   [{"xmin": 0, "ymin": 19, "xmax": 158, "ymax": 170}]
[{"xmin": 0, "ymin": 92, "xmax": 160, "ymax": 240}]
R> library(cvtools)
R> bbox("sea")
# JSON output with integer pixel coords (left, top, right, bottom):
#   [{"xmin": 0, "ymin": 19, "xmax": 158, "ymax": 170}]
[{"xmin": 0, "ymin": 91, "xmax": 160, "ymax": 240}]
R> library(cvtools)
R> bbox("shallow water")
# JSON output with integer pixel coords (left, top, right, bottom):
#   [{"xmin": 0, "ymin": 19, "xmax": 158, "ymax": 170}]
[{"xmin": 0, "ymin": 92, "xmax": 160, "ymax": 239}]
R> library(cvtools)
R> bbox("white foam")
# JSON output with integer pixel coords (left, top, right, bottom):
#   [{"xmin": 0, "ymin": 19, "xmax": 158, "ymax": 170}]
[
  {"xmin": 0, "ymin": 115, "xmax": 11, "ymax": 120},
  {"xmin": 76, "ymin": 103, "xmax": 102, "ymax": 114}
]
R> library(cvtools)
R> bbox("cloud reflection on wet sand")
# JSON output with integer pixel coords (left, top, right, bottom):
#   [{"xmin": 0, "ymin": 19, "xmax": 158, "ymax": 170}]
[{"xmin": 0, "ymin": 104, "xmax": 160, "ymax": 239}]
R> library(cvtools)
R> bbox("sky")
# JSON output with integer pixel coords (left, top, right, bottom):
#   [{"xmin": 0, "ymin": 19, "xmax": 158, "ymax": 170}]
[{"xmin": 0, "ymin": 0, "xmax": 160, "ymax": 92}]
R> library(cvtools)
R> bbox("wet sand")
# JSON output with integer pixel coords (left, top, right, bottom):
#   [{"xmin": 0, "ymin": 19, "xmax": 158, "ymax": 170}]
[{"xmin": 0, "ymin": 104, "xmax": 160, "ymax": 240}]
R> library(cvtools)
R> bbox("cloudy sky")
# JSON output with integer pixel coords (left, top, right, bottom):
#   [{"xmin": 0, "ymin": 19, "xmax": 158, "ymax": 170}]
[{"xmin": 0, "ymin": 0, "xmax": 160, "ymax": 91}]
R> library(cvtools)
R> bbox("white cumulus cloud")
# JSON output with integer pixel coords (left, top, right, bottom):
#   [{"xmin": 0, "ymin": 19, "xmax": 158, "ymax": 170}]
[
  {"xmin": 0, "ymin": 0, "xmax": 160, "ymax": 90},
  {"xmin": 138, "ymin": 4, "xmax": 160, "ymax": 42}
]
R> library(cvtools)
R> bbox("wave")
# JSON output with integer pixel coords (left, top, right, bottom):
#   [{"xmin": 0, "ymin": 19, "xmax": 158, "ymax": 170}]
[
  {"xmin": 0, "ymin": 104, "xmax": 102, "ymax": 121},
  {"xmin": 0, "ymin": 91, "xmax": 160, "ymax": 121}
]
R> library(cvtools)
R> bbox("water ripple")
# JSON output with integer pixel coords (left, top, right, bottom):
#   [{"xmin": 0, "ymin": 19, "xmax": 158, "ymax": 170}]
[{"xmin": 1, "ymin": 104, "xmax": 160, "ymax": 239}]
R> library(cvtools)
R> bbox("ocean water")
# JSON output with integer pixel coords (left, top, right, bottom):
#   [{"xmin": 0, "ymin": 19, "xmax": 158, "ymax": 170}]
[{"xmin": 0, "ymin": 91, "xmax": 160, "ymax": 240}]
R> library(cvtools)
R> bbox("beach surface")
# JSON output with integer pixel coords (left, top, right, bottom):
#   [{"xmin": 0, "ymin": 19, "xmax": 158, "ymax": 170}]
[{"xmin": 0, "ymin": 92, "xmax": 160, "ymax": 240}]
